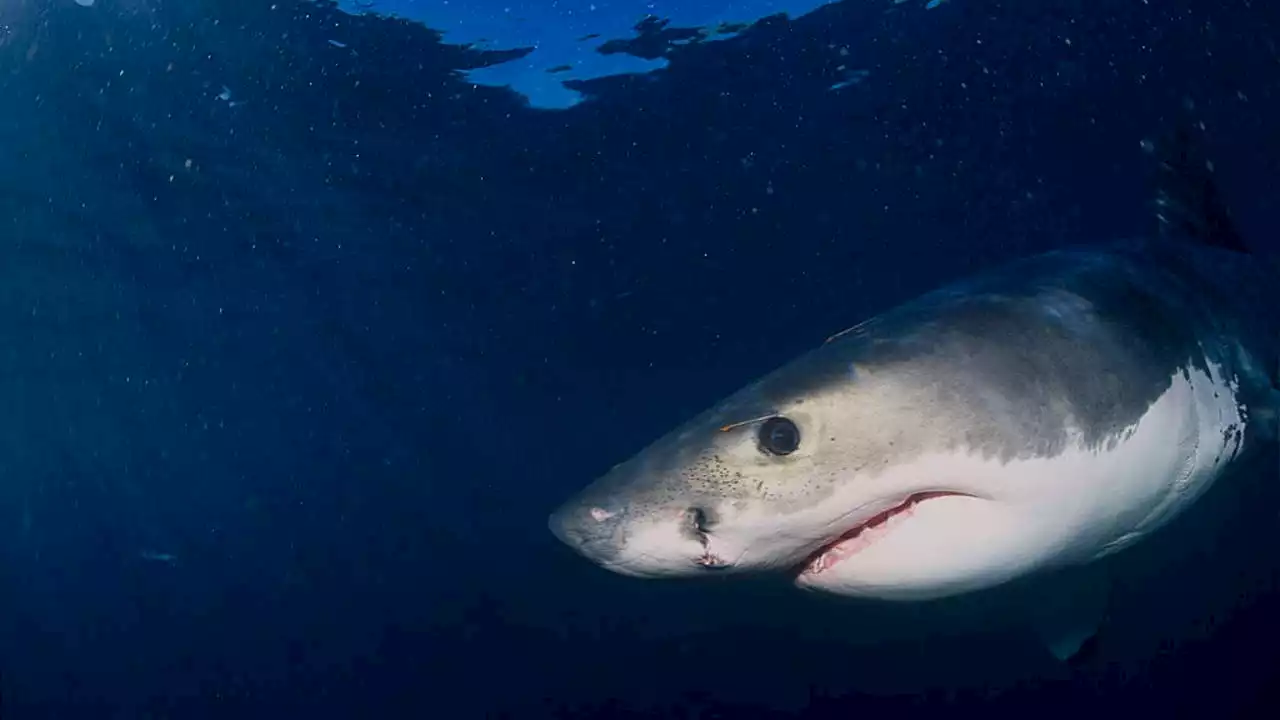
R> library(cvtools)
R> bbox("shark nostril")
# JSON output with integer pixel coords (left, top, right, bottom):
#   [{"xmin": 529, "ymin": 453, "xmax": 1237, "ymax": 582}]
[{"xmin": 686, "ymin": 506, "xmax": 714, "ymax": 545}]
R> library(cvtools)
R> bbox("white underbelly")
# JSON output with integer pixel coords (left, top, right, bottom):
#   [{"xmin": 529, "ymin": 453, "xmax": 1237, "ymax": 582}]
[{"xmin": 796, "ymin": 357, "xmax": 1248, "ymax": 601}]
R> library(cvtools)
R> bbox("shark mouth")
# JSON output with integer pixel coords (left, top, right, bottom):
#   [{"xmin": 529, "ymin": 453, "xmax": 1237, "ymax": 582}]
[{"xmin": 799, "ymin": 491, "xmax": 971, "ymax": 576}]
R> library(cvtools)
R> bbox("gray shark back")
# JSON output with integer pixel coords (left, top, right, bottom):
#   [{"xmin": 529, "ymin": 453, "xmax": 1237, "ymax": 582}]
[{"xmin": 821, "ymin": 237, "xmax": 1279, "ymax": 461}]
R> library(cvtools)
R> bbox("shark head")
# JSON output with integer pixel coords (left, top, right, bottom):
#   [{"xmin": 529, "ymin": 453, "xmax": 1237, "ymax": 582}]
[
  {"xmin": 546, "ymin": 344, "xmax": 1006, "ymax": 595},
  {"xmin": 549, "ymin": 277, "xmax": 1248, "ymax": 601}
]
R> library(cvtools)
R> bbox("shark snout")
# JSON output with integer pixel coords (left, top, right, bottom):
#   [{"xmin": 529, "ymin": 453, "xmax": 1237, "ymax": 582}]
[
  {"xmin": 549, "ymin": 493, "xmax": 724, "ymax": 578},
  {"xmin": 547, "ymin": 499, "xmax": 627, "ymax": 565}
]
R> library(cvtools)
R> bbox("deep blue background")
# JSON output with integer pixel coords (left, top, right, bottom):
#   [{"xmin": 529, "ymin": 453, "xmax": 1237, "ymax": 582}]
[{"xmin": 1, "ymin": 0, "xmax": 1279, "ymax": 717}]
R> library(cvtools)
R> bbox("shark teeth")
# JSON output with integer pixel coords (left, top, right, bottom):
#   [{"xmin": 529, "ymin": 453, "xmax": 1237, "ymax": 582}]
[{"xmin": 800, "ymin": 492, "xmax": 969, "ymax": 576}]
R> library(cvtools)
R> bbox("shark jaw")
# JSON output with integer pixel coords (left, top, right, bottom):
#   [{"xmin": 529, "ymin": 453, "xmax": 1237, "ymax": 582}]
[{"xmin": 797, "ymin": 491, "xmax": 976, "ymax": 578}]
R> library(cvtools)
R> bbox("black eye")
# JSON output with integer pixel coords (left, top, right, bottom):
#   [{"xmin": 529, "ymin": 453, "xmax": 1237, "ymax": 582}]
[{"xmin": 758, "ymin": 416, "xmax": 801, "ymax": 456}]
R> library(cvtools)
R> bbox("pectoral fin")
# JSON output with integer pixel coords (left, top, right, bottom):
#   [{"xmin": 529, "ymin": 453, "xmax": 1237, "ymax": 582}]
[{"xmin": 1028, "ymin": 567, "xmax": 1111, "ymax": 665}]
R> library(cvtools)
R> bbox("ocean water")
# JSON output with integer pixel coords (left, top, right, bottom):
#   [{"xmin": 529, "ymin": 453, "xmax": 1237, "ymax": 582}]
[
  {"xmin": 0, "ymin": 0, "xmax": 1278, "ymax": 717},
  {"xmin": 331, "ymin": 0, "xmax": 860, "ymax": 108}
]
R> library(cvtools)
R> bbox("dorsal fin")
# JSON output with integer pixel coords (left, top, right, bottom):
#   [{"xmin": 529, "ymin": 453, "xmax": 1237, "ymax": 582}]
[{"xmin": 1146, "ymin": 124, "xmax": 1250, "ymax": 254}]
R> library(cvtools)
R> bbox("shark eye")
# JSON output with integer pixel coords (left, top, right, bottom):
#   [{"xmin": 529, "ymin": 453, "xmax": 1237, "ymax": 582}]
[{"xmin": 758, "ymin": 416, "xmax": 801, "ymax": 456}]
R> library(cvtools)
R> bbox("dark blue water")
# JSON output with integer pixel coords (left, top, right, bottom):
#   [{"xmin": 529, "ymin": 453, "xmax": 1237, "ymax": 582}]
[{"xmin": 1, "ymin": 0, "xmax": 1278, "ymax": 717}]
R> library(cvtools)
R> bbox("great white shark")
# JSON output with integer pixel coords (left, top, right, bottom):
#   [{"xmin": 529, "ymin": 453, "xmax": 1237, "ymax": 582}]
[{"xmin": 548, "ymin": 127, "xmax": 1280, "ymax": 663}]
